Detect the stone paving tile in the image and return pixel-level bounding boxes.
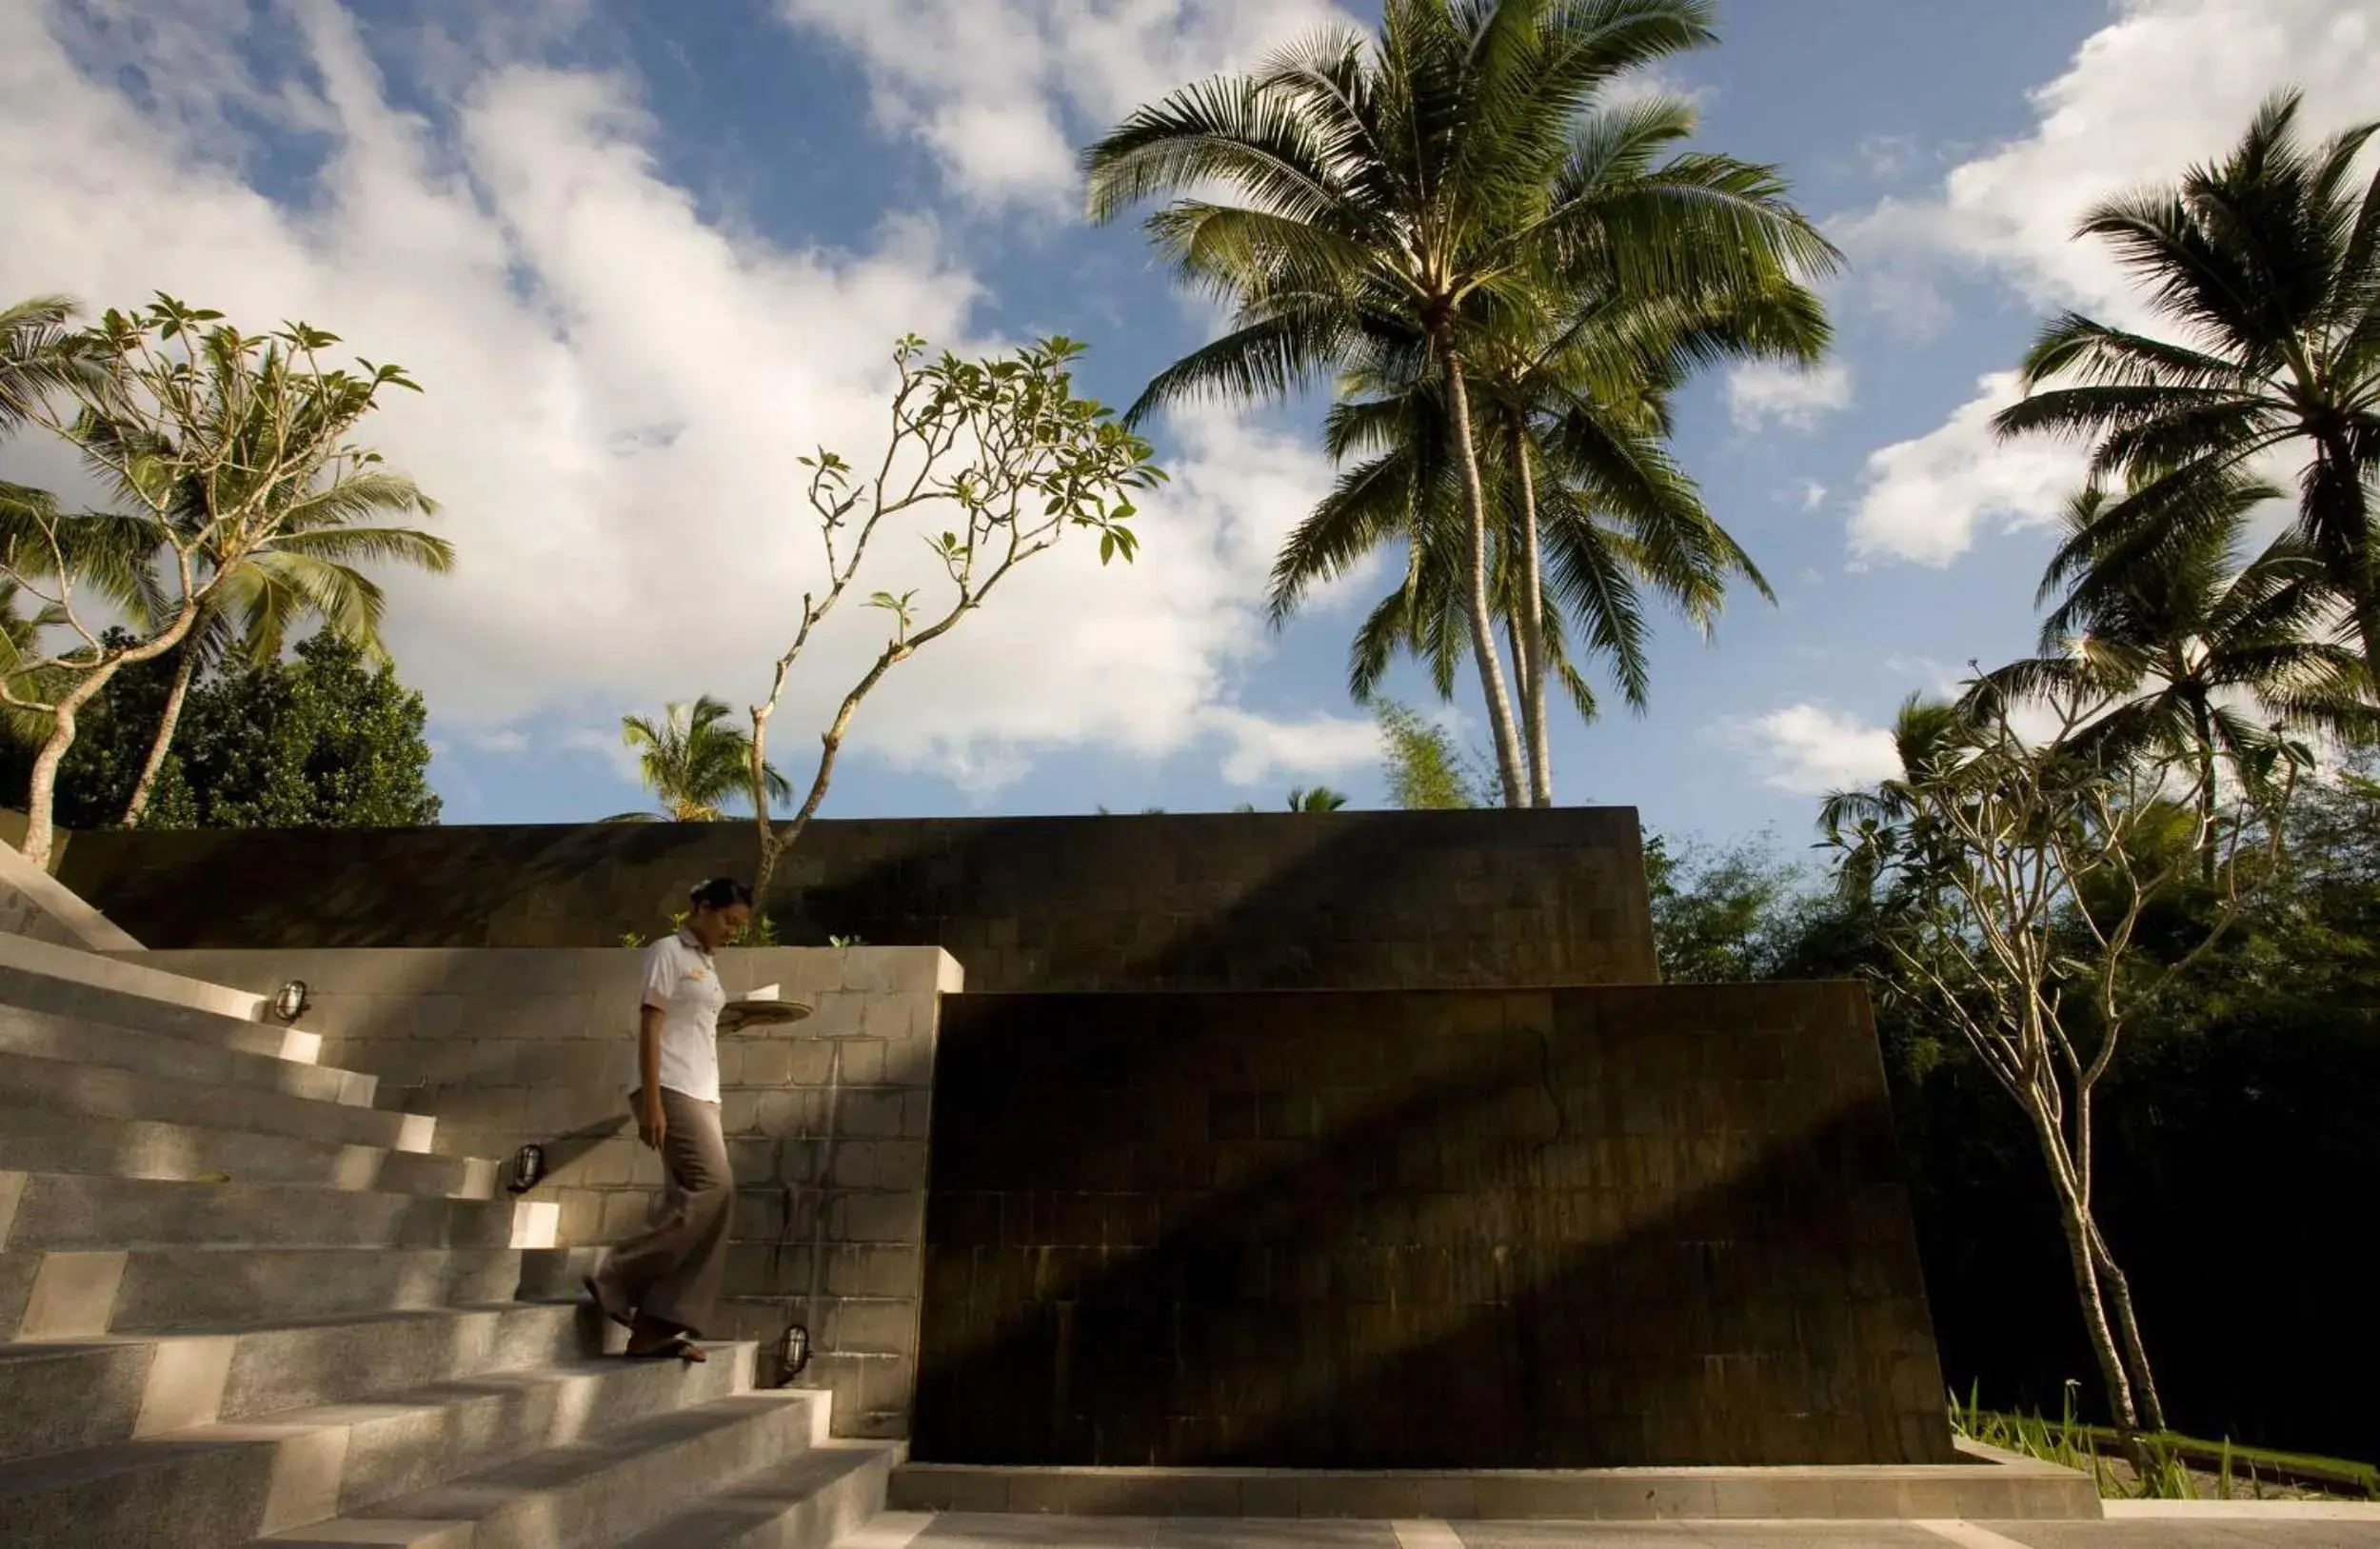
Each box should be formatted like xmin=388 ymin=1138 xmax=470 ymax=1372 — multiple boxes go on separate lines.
xmin=912 ymin=1520 xmax=1402 ymax=1549
xmin=915 ymin=1519 xmax=1163 ymax=1548
xmin=1455 ymin=1525 xmax=1945 ymax=1549
xmin=900 ymin=1517 xmax=2380 ymax=1549
xmin=1158 ymin=1522 xmax=1402 ymax=1548
xmin=1980 ymin=1522 xmax=2380 ymax=1548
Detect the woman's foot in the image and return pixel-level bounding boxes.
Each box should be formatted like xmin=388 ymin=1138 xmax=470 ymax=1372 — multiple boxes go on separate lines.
xmin=624 ymin=1314 xmax=706 ymax=1362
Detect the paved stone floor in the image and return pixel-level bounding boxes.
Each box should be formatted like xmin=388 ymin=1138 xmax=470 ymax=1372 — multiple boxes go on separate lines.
xmin=837 ymin=1509 xmax=2380 ymax=1549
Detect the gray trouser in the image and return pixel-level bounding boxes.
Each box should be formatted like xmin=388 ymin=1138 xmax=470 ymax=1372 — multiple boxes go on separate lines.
xmin=595 ymin=1086 xmax=731 ymax=1338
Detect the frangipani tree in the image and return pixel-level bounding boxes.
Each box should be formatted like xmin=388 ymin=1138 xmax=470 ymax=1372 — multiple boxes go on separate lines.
xmin=1825 ymin=678 xmax=2304 ymax=1444
xmin=744 ymin=335 xmax=1161 ymax=903
xmin=0 ymin=293 xmax=422 ymax=865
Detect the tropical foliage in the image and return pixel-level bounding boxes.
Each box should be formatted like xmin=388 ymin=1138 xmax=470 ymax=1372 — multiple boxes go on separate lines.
xmin=611 ymin=696 xmax=788 ymax=823
xmin=0 ymin=631 xmax=439 ymax=830
xmin=1375 ymin=698 xmax=1494 ymax=809
xmin=1970 ymin=476 xmax=2370 ymax=876
xmin=1087 ymin=0 xmax=1836 ymax=806
xmin=1995 ymin=91 xmax=2380 ymax=686
xmin=0 ymin=292 xmax=424 ymax=865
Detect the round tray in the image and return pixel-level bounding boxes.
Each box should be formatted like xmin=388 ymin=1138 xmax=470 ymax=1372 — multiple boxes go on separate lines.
xmin=722 ymin=999 xmax=812 ymax=1028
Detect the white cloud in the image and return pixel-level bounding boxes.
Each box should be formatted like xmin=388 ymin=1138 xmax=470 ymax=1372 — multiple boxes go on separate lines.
xmin=1838 ymin=0 xmax=2380 ymax=566
xmin=772 ymin=0 xmax=1355 ymax=211
xmin=1203 ymin=707 xmax=1381 ymax=787
xmin=0 ymin=1 xmax=1363 ymax=803
xmin=1850 ymin=372 xmax=2090 ymax=567
xmin=1725 ymin=361 xmax=1853 ymax=433
xmin=1725 ymin=705 xmax=1902 ymax=796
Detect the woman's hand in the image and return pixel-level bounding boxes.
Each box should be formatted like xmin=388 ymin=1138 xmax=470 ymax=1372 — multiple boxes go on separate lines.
xmin=637 ymin=1087 xmax=668 ymax=1151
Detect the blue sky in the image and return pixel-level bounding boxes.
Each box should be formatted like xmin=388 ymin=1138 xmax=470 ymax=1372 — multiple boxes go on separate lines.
xmin=2 ymin=0 xmax=2372 ymax=847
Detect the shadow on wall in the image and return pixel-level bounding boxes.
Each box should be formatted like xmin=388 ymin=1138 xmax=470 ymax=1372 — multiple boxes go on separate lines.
xmin=911 ymin=984 xmax=1953 ymax=1470
xmin=56 ymin=811 xmax=1658 ymax=991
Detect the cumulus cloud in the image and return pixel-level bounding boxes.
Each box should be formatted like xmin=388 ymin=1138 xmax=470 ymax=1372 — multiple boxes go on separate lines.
xmin=1725 ymin=360 xmax=1853 ymax=433
xmin=0 ymin=1 xmax=1369 ymax=800
xmin=1838 ymin=0 xmax=2380 ymax=566
xmin=1850 ymin=372 xmax=2090 ymax=567
xmin=1725 ymin=705 xmax=1902 ymax=796
xmin=772 ymin=0 xmax=1355 ymax=211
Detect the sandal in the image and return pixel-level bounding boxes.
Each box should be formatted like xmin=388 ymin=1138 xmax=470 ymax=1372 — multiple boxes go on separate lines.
xmin=625 ymin=1337 xmax=707 ymax=1363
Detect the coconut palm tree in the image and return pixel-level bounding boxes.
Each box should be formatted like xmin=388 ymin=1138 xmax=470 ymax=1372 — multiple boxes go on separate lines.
xmin=1288 ymin=785 xmax=1351 ymax=811
xmin=612 ymin=696 xmax=790 ymax=823
xmin=0 ymin=296 xmax=100 ymax=433
xmin=1993 ymin=91 xmax=2380 ymax=688
xmin=1279 ymin=258 xmax=1826 ymax=804
xmin=1084 ymin=0 xmax=1837 ymax=805
xmin=0 ymin=579 xmax=67 ymax=747
xmin=1972 ymin=476 xmax=2371 ymax=880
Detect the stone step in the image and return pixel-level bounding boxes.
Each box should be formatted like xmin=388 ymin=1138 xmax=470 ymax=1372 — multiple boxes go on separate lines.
xmin=0 ymin=933 xmax=267 ymax=1025
xmin=0 ymin=1049 xmax=434 ymax=1157
xmin=606 ymin=1443 xmax=897 ymax=1549
xmin=0 ymin=1345 xmax=756 ymax=1549
xmin=252 ymin=1389 xmax=830 ymax=1549
xmin=0 ymin=1301 xmax=604 ymax=1464
xmin=0 ymin=1171 xmax=542 ymax=1254
xmin=0 ymin=961 xmax=315 ymax=1065
xmin=0 ymin=1006 xmax=371 ymax=1107
xmin=1 ymin=1245 xmax=527 ymax=1340
xmin=0 ymin=1103 xmax=492 ymax=1200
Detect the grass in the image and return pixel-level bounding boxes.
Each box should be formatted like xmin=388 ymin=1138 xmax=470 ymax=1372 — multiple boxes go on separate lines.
xmin=1949 ymin=1382 xmax=2380 ymax=1500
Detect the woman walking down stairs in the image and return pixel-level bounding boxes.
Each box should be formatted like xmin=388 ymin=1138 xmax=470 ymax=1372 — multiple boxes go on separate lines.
xmin=0 ymin=923 xmax=894 ymax=1549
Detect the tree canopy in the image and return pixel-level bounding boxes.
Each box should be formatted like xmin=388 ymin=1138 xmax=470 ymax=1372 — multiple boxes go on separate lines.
xmin=1 ymin=631 xmax=440 ymax=830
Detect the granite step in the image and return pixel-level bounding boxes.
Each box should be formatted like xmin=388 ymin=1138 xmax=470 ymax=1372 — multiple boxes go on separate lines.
xmin=252 ymin=1389 xmax=829 ymax=1549
xmin=0 ymin=960 xmax=312 ymax=1065
xmin=0 ymin=1171 xmax=541 ymax=1254
xmin=0 ymin=1344 xmax=755 ymax=1549
xmin=605 ymin=1442 xmax=897 ymax=1549
xmin=0 ymin=1102 xmax=491 ymax=1200
xmin=1 ymin=1244 xmax=528 ymax=1340
xmin=0 ymin=1049 xmax=434 ymax=1156
xmin=0 ymin=934 xmax=267 ymax=1025
xmin=0 ymin=1301 xmax=606 ymax=1464
xmin=0 ymin=1006 xmax=373 ymax=1107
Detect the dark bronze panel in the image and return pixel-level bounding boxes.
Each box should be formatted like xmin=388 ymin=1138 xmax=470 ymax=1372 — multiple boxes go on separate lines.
xmin=913 ymin=983 xmax=1954 ymax=1468
xmin=57 ymin=808 xmax=1657 ymax=990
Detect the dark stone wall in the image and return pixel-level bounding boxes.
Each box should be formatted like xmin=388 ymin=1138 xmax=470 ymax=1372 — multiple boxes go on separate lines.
xmin=57 ymin=808 xmax=1658 ymax=991
xmin=913 ymin=983 xmax=1954 ymax=1469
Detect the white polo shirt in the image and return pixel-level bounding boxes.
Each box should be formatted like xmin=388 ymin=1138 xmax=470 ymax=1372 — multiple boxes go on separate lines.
xmin=641 ymin=929 xmax=727 ymax=1103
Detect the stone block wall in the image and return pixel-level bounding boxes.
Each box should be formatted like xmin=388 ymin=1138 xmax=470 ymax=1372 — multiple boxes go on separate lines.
xmin=130 ymin=944 xmax=958 ymax=1440
xmin=69 ymin=807 xmax=1659 ymax=989
xmin=915 ymin=982 xmax=1954 ymax=1469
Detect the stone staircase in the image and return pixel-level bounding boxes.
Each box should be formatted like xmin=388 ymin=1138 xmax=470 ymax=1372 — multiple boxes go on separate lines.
xmin=0 ymin=930 xmax=896 ymax=1549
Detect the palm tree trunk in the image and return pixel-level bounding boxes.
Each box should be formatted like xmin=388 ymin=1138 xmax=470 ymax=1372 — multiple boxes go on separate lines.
xmin=2189 ymin=695 xmax=2217 ymax=887
xmin=1509 ymin=420 xmax=1553 ymax=807
xmin=1440 ymin=348 xmax=1528 ymax=808
xmin=120 ymin=645 xmax=198 ymax=829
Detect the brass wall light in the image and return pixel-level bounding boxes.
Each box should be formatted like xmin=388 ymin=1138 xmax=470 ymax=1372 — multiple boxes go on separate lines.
xmin=508 ymin=1143 xmax=546 ymax=1195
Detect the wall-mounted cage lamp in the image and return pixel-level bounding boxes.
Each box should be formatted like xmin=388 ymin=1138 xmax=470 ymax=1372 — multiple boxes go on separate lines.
xmin=270 ymin=981 xmax=310 ymax=1023
xmin=508 ymin=1143 xmax=545 ymax=1195
xmin=778 ymin=1323 xmax=811 ymax=1383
